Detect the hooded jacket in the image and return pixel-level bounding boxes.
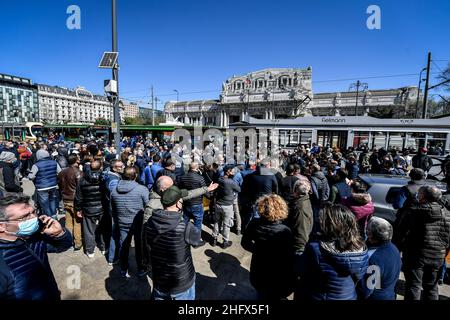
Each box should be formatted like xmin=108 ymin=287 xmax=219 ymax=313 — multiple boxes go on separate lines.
xmin=310 ymin=171 xmax=330 ymax=204
xmin=75 ymin=170 xmax=104 ymax=216
xmin=287 ymin=194 xmax=314 ymax=252
xmin=0 ymin=231 xmax=72 ymax=300
xmin=296 ymin=241 xmax=369 ymax=300
xmin=144 ymin=209 xmax=199 ymax=294
xmin=342 ymin=193 xmax=375 ymax=237
xmin=395 ymin=202 xmax=450 ymax=260
xmin=111 ymin=180 xmax=149 ymax=226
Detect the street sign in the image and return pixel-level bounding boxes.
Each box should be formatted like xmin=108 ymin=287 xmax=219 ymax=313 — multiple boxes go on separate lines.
xmin=111 ymin=122 xmax=118 ymax=133
xmin=99 ymin=52 xmax=119 ymax=69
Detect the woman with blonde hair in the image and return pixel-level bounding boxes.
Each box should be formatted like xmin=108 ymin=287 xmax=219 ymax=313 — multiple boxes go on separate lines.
xmin=241 ymin=194 xmax=295 ymax=300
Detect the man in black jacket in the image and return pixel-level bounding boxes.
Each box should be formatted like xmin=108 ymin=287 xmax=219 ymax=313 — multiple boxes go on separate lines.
xmin=0 ymin=152 xmax=23 ymax=194
xmin=241 ymin=159 xmax=278 ymax=230
xmin=75 ymin=160 xmax=105 ymax=258
xmin=396 ymin=185 xmax=450 ymax=300
xmin=412 ymin=147 xmax=434 ymax=174
xmin=145 ymin=186 xmax=200 ymax=300
xmin=178 ymin=162 xmax=208 ymax=236
xmin=155 ymin=157 xmax=177 ymax=185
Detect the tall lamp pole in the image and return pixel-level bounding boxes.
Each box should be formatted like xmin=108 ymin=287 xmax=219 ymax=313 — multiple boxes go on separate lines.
xmin=112 ymin=0 xmax=121 ymax=154
xmin=174 ymin=90 xmax=179 ymax=102
xmin=415 ymin=67 xmax=427 ymax=118
xmin=422 ymin=52 xmax=432 ymax=119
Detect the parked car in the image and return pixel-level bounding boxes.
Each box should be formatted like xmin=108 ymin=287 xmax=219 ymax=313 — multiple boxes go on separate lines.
xmin=355 ymin=174 xmax=447 ymax=224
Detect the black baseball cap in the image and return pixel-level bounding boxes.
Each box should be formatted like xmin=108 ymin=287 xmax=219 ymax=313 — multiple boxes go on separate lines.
xmin=161 ymin=186 xmax=188 ymax=207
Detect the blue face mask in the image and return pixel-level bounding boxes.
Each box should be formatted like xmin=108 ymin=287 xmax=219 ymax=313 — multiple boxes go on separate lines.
xmin=7 ymin=217 xmax=40 ymax=237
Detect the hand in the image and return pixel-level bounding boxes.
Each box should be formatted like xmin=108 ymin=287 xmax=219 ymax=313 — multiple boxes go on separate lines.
xmin=39 ymin=215 xmax=65 ymax=238
xmin=207 ymin=183 xmax=219 ymax=192
xmin=76 ymin=211 xmax=83 ymax=218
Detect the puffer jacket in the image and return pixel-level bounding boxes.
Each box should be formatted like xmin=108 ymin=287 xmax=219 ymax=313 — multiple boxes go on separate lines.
xmin=0 ymin=231 xmax=72 ymax=300
xmin=74 ymin=170 xmax=104 ymax=216
xmin=111 ymin=180 xmax=149 ymax=226
xmin=141 ymin=187 xmax=208 ymax=268
xmin=145 ymin=209 xmax=199 ymax=294
xmin=395 ymin=202 xmax=450 ymax=260
xmin=310 ymin=171 xmax=330 ymax=204
xmin=34 ymin=156 xmax=58 ymax=190
xmin=177 ymin=171 xmax=207 ymax=206
xmin=241 ymin=218 xmax=296 ymax=299
xmin=342 ymin=193 xmax=375 ymax=237
xmin=296 ymin=241 xmax=369 ymax=300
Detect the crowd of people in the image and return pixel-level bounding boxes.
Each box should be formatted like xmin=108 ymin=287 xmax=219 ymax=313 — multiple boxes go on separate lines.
xmin=0 ymin=132 xmax=450 ymax=300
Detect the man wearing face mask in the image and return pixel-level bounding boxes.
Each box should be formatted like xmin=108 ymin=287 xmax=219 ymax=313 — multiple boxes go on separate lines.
xmin=145 ymin=186 xmax=201 ymax=300
xmin=0 ymin=193 xmax=72 ymax=300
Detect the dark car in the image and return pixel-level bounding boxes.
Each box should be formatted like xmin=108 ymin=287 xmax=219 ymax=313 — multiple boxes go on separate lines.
xmin=355 ymin=174 xmax=447 ymax=224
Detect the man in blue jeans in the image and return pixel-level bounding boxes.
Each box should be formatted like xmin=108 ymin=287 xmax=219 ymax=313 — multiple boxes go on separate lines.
xmin=178 ymin=162 xmax=208 ymax=248
xmin=111 ymin=166 xmax=149 ymax=278
xmin=28 ymin=149 xmax=61 ymax=218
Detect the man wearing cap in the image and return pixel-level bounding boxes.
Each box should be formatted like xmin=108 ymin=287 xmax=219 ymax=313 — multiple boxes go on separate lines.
xmin=412 ymin=147 xmax=433 ymax=174
xmin=145 ymin=186 xmax=200 ymax=300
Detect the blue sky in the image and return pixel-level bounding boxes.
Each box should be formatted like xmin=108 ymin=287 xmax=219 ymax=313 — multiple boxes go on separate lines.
xmin=1 ymin=0 xmax=449 ymax=108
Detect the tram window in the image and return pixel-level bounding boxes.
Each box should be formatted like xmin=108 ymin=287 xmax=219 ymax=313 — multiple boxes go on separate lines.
xmin=406 ymin=133 xmax=426 ymax=151
xmin=388 ymin=133 xmax=405 ymax=150
xmin=353 ymin=131 xmax=369 ymax=149
xmin=372 ymin=132 xmax=387 ymax=149
xmin=427 ymin=133 xmax=447 ymax=155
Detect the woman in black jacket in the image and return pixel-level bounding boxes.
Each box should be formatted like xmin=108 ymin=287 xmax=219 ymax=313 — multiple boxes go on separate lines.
xmin=241 ymin=194 xmax=296 ymax=300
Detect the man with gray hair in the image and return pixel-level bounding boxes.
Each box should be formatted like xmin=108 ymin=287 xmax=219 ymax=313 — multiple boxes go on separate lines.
xmin=395 ymin=185 xmax=450 ymax=300
xmin=359 ymin=217 xmax=402 ymax=300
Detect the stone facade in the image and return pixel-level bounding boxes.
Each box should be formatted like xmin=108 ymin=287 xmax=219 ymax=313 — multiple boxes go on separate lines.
xmin=0 ymin=73 xmax=39 ymax=124
xmin=165 ymin=68 xmax=420 ymax=127
xmin=121 ymin=101 xmax=139 ymax=118
xmin=38 ymin=84 xmax=120 ymax=124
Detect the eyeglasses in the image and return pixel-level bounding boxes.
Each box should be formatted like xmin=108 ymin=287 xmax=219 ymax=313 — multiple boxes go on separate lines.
xmin=0 ymin=209 xmax=37 ymax=223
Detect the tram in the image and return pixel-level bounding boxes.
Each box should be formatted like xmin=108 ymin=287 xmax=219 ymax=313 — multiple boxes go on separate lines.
xmin=0 ymin=122 xmax=43 ymax=141
xmin=230 ymin=115 xmax=450 ymax=155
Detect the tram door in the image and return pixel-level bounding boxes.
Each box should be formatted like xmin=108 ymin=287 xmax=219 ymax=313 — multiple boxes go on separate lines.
xmin=317 ymin=130 xmax=348 ymax=150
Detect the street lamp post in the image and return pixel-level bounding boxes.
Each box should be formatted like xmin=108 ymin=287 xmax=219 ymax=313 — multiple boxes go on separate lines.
xmin=112 ymin=0 xmax=121 ymax=154
xmin=415 ymin=67 xmax=427 ymax=118
xmin=174 ymin=90 xmax=179 ymax=102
